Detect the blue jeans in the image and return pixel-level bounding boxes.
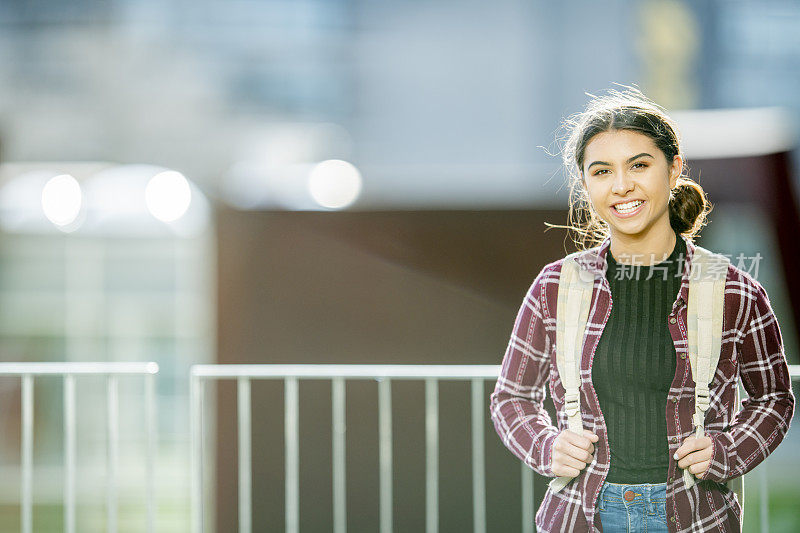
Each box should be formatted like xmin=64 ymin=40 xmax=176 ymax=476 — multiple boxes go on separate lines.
xmin=597 ymin=481 xmax=668 ymax=532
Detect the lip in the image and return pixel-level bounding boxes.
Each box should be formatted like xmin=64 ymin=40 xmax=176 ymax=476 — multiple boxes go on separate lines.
xmin=610 ymin=199 xmax=646 ymax=218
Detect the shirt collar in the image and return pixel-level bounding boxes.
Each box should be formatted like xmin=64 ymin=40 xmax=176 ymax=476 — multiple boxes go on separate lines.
xmin=573 ymin=232 xmax=696 ymax=313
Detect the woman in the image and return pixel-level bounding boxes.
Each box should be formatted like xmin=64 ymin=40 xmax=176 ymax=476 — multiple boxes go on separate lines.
xmin=489 ymin=87 xmax=795 ymax=532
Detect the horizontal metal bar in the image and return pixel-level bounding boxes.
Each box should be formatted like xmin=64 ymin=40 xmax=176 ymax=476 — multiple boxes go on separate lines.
xmin=3 ymin=362 xmax=796 ymax=379
xmin=0 ymin=362 xmax=159 ymax=376
xmin=190 ymin=363 xmax=800 ymax=381
xmin=192 ymin=364 xmax=500 ymax=380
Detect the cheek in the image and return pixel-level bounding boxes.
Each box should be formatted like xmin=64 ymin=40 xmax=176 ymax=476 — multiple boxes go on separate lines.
xmin=584 ymin=186 xmax=606 ymax=213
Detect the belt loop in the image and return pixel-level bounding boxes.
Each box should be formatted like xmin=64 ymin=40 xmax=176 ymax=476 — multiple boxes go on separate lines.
xmin=597 ymin=482 xmax=605 ymax=512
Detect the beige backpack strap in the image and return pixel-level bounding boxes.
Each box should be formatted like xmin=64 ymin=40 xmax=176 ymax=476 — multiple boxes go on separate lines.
xmin=549 ymin=255 xmax=594 ymax=493
xmin=684 ymin=245 xmax=729 ymax=489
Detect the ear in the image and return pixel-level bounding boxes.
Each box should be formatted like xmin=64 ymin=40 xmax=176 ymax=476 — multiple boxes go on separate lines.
xmin=669 ymin=154 xmax=683 ymax=188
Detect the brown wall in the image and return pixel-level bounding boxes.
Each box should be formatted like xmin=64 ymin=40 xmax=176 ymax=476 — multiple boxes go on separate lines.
xmin=690 ymin=152 xmax=799 ymax=332
xmin=215 ymin=209 xmax=569 ymax=532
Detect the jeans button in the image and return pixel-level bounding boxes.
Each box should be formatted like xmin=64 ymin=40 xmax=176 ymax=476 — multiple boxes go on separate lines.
xmin=624 ymin=490 xmax=636 ymax=502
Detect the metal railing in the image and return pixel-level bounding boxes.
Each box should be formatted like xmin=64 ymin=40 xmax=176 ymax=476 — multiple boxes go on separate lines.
xmin=190 ymin=363 xmax=800 ymax=533
xmin=189 ymin=364 xmax=531 ymax=533
xmin=0 ymin=362 xmax=159 ymax=533
xmin=5 ymin=361 xmax=791 ymax=532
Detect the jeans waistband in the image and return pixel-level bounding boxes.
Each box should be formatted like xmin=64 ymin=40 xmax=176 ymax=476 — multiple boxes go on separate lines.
xmin=599 ymin=481 xmax=667 ymax=503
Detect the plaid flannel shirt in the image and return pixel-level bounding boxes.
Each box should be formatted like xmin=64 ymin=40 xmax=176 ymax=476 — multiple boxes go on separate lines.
xmin=489 ymin=234 xmax=795 ymax=532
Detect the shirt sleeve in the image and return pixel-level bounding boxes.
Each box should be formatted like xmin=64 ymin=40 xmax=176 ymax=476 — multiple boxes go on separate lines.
xmin=703 ymin=277 xmax=796 ymax=483
xmin=489 ymin=265 xmax=560 ymax=478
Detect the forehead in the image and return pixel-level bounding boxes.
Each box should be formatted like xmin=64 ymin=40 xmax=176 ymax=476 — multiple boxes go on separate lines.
xmin=584 ymin=130 xmax=661 ymax=161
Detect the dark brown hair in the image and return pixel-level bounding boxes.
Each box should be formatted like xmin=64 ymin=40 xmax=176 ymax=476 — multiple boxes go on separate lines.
xmin=547 ymin=85 xmax=711 ymax=250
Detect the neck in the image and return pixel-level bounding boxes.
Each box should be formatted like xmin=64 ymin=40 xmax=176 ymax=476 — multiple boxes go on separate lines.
xmin=609 ymin=227 xmax=678 ymax=266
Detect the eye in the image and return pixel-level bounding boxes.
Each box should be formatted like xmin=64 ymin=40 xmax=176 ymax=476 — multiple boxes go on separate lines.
xmin=592 ymin=169 xmax=609 ymax=176
xmin=632 ymin=162 xmax=648 ymax=169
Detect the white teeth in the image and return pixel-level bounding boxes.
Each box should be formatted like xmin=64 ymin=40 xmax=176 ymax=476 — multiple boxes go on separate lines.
xmin=614 ymin=200 xmax=643 ymax=214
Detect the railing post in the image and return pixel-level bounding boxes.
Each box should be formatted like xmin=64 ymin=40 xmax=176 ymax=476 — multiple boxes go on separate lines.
xmin=191 ymin=374 xmax=204 ymax=533
xmin=425 ymin=378 xmax=439 ymax=533
xmin=107 ymin=375 xmax=119 ymax=533
xmin=285 ymin=377 xmax=299 ymax=533
xmin=145 ymin=372 xmax=157 ymax=533
xmin=760 ymin=465 xmax=768 ymax=533
xmin=471 ymin=379 xmax=486 ymax=533
xmin=332 ymin=377 xmax=347 ymax=533
xmin=378 ymin=378 xmax=393 ymax=533
xmin=521 ymin=462 xmax=534 ymax=533
xmin=21 ymin=375 xmax=34 ymax=533
xmin=238 ymin=377 xmax=252 ymax=533
xmin=64 ymin=374 xmax=76 ymax=533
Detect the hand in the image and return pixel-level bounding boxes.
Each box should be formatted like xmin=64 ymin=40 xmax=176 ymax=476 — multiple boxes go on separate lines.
xmin=551 ymin=429 xmax=598 ymax=477
xmin=674 ymin=435 xmax=713 ymax=478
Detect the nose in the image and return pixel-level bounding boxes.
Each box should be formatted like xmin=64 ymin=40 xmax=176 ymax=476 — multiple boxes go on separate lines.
xmin=610 ymin=171 xmax=634 ymax=196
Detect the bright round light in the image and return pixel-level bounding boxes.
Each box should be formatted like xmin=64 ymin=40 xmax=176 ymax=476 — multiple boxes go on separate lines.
xmin=41 ymin=174 xmax=82 ymax=227
xmin=145 ymin=171 xmax=192 ymax=222
xmin=308 ymin=160 xmax=362 ymax=209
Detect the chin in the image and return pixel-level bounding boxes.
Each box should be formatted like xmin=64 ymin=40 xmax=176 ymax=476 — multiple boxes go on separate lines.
xmin=608 ymin=224 xmax=648 ymax=239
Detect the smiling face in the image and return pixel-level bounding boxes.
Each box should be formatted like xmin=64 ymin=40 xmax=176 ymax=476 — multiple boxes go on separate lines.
xmin=581 ymin=129 xmax=682 ymax=252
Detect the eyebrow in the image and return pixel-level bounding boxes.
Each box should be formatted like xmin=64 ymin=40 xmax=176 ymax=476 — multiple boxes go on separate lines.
xmin=586 ymin=152 xmax=654 ymax=171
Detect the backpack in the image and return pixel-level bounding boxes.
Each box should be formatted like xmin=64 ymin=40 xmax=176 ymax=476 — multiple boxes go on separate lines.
xmin=546 ymin=244 xmax=744 ymax=518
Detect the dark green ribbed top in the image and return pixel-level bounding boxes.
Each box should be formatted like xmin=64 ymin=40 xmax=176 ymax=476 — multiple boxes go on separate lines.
xmin=591 ymin=233 xmax=685 ymax=483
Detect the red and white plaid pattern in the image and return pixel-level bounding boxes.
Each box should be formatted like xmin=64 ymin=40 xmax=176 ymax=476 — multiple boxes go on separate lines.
xmin=489 ymin=234 xmax=795 ymax=532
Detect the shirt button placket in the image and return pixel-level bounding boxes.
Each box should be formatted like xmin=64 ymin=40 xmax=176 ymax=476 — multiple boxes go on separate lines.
xmin=670 ymin=301 xmax=684 ymax=529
